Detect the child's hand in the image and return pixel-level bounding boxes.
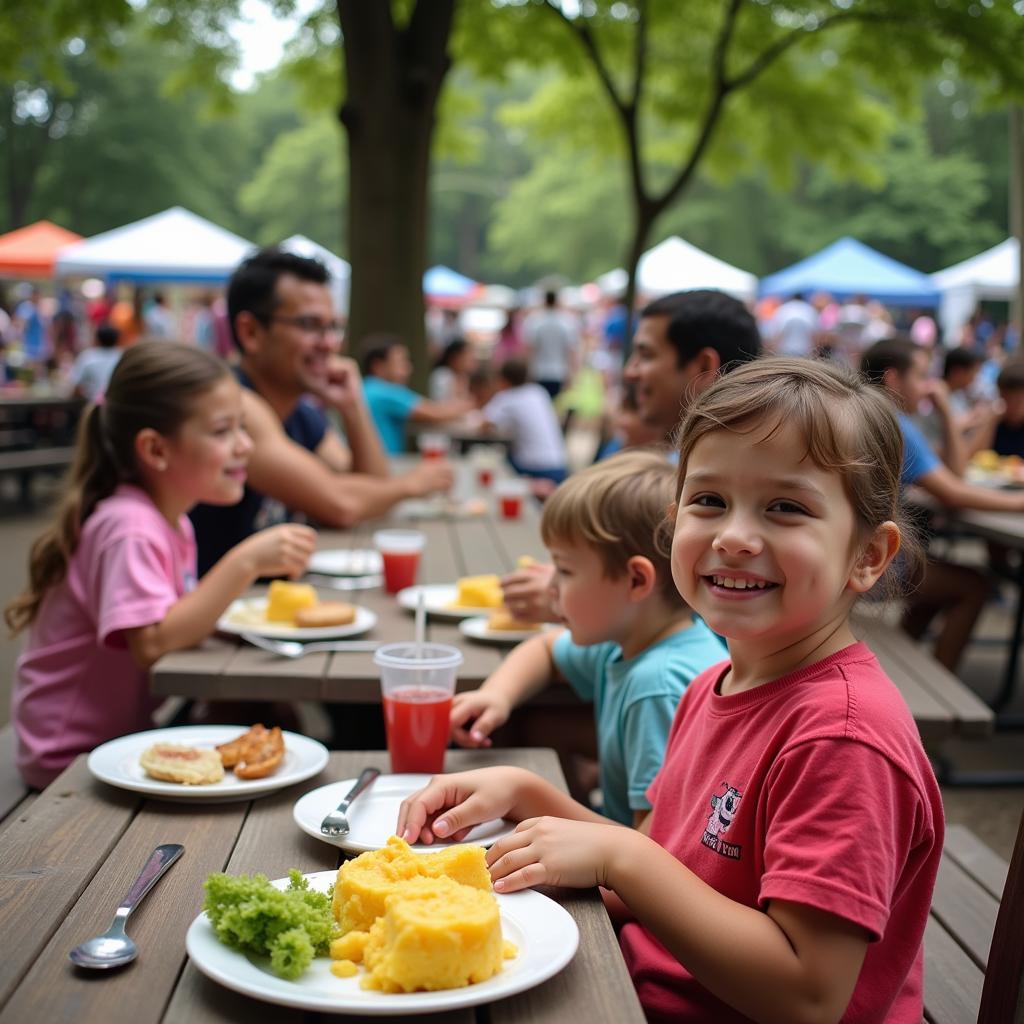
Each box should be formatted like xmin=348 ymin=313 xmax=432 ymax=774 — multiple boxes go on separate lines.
xmin=396 ymin=767 xmax=525 ymax=845
xmin=242 ymin=524 xmax=317 ymax=580
xmin=449 ymin=690 xmax=511 ymax=748
xmin=486 ymin=817 xmax=624 ymax=893
xmin=500 ymin=562 xmax=558 ymax=623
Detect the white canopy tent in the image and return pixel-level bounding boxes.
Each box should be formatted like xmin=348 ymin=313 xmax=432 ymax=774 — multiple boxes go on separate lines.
xmin=596 ymin=236 xmax=758 ymax=303
xmin=281 ymin=234 xmax=350 ymax=316
xmin=54 ymin=207 xmax=256 ymax=283
xmin=931 ymin=238 xmax=1019 ymax=343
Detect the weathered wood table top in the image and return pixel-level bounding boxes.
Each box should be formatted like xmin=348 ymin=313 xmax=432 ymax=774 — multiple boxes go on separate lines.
xmin=0 ymin=747 xmax=644 ymax=1024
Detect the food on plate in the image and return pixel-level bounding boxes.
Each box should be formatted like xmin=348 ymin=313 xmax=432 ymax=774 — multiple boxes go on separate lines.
xmin=331 ymin=836 xmax=507 ymax=992
xmin=139 ymin=743 xmax=224 ymax=785
xmin=294 ymin=601 xmax=357 ymax=628
xmin=453 ymin=574 xmax=503 ymax=609
xmin=265 ymin=580 xmax=318 ymax=623
xmin=203 ymin=869 xmax=336 ymax=980
xmin=972 ymin=449 xmax=1001 ymax=472
xmin=216 ymin=723 xmax=285 ymax=779
xmin=516 ymin=555 xmax=536 ymax=568
xmin=487 ymin=608 xmax=542 ymax=633
xmin=361 ymin=876 xmax=503 ymax=992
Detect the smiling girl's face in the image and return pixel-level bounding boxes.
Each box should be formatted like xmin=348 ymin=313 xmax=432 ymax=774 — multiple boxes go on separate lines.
xmin=672 ymin=418 xmax=863 ymax=656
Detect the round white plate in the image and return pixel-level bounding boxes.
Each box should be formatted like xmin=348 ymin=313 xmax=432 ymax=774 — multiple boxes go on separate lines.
xmin=458 ymin=616 xmax=548 ymax=645
xmin=186 ymin=870 xmax=578 ymax=1015
xmin=293 ymin=774 xmax=514 ymax=852
xmin=397 ymin=584 xmax=498 ymax=620
xmin=87 ymin=726 xmax=329 ymax=802
xmin=308 ymin=549 xmax=383 ymax=577
xmin=218 ymin=599 xmax=377 ymax=640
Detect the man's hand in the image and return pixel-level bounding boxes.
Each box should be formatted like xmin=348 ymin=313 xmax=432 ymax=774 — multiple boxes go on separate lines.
xmin=402 ymin=459 xmax=455 ymax=496
xmin=312 ymin=355 xmax=364 ymax=413
xmin=500 ymin=562 xmax=558 ymax=623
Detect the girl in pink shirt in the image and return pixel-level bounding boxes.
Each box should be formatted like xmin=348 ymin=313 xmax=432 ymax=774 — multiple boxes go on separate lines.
xmin=397 ymin=358 xmax=944 ymax=1023
xmin=7 ymin=342 xmax=316 ymax=788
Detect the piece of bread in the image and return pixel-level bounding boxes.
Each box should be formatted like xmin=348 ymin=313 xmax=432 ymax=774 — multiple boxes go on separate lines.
xmin=140 ymin=743 xmax=224 ymax=785
xmin=294 ymin=601 xmax=357 ymax=628
xmin=487 ymin=608 xmax=542 ymax=633
xmin=454 ymin=575 xmax=503 ymax=608
xmin=265 ymin=580 xmax=317 ymax=623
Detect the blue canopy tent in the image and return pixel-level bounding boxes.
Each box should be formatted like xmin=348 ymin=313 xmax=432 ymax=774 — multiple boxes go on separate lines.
xmin=423 ymin=265 xmax=480 ymax=305
xmin=760 ymin=237 xmax=939 ymax=307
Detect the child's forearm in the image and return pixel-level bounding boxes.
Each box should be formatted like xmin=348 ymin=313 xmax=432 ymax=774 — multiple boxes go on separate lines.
xmin=479 ymin=630 xmax=562 ymax=709
xmin=510 ymin=768 xmax=610 ymax=825
xmin=125 ymin=547 xmax=257 ymax=668
xmin=606 ymin=832 xmax=862 ymax=1024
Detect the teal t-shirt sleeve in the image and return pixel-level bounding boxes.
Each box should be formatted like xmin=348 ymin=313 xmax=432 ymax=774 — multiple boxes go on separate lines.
xmin=621 ymin=694 xmax=680 ymax=812
xmin=378 ymin=380 xmax=420 ymax=420
xmin=552 ymin=631 xmax=616 ymax=703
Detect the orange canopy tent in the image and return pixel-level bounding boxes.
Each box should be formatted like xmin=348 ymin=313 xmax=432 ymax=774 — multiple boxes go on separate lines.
xmin=0 ymin=221 xmax=83 ymax=278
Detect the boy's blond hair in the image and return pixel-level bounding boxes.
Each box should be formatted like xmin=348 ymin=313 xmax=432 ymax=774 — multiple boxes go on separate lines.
xmin=540 ymin=450 xmax=685 ymax=608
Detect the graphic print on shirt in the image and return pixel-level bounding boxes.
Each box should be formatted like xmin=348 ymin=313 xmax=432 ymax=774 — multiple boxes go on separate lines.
xmin=702 ymin=783 xmax=743 ymax=860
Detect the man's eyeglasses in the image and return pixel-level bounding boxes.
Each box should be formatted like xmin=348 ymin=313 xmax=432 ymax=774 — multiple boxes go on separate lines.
xmin=268 ymin=315 xmax=344 ymax=336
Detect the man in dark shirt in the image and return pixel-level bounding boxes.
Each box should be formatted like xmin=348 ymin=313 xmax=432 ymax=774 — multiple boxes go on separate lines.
xmin=191 ymin=248 xmax=451 ymax=574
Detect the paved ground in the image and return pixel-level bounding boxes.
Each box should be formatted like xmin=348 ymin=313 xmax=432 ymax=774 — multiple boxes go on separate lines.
xmin=0 ymin=478 xmax=1021 ymax=860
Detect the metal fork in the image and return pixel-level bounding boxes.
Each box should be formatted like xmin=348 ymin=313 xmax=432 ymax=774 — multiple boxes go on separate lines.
xmin=320 ymin=767 xmax=380 ymax=837
xmin=240 ymin=633 xmax=380 ymax=659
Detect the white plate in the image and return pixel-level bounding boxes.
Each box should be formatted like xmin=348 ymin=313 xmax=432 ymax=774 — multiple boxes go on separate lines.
xmin=308 ymin=549 xmax=383 ymax=576
xmin=186 ymin=870 xmax=578 ymax=1015
xmin=87 ymin=726 xmax=329 ymax=802
xmin=218 ymin=599 xmax=377 ymax=640
xmin=458 ymin=616 xmax=548 ymax=645
xmin=293 ymin=775 xmax=515 ymax=852
xmin=397 ymin=584 xmax=499 ymax=620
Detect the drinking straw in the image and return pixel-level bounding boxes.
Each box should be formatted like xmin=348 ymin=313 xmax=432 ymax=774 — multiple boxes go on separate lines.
xmin=415 ymin=589 xmax=426 ymax=655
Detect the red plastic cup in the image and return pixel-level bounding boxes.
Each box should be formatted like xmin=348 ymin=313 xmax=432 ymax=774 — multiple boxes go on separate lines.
xmin=373 ymin=530 xmax=426 ymax=594
xmin=495 ymin=478 xmax=529 ymax=520
xmin=417 ymin=432 xmax=451 ymax=460
xmin=375 ymin=643 xmax=463 ymax=774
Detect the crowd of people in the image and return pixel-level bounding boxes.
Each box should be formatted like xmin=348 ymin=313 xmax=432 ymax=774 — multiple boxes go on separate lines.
xmin=6 ymin=245 xmax=1024 ymax=1022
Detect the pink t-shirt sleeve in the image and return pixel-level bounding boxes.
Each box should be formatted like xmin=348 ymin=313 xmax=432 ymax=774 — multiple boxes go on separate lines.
xmin=758 ymin=738 xmax=926 ymax=940
xmin=91 ymin=533 xmax=184 ymax=648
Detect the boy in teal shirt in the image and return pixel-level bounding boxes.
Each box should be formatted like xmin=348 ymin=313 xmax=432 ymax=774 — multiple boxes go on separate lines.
xmin=450 ymin=451 xmax=725 ymax=825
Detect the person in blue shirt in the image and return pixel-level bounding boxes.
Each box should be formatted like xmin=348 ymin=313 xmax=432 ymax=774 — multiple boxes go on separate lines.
xmin=360 ymin=335 xmax=474 ymax=454
xmin=862 ymin=337 xmax=1024 ymax=670
xmin=449 ymin=450 xmax=727 ymax=825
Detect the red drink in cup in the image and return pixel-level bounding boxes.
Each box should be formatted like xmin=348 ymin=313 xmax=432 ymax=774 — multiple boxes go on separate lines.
xmin=373 ymin=530 xmax=426 ymax=594
xmin=418 ymin=432 xmax=451 ymax=460
xmin=478 ymin=467 xmax=494 ymax=488
xmin=495 ymin=478 xmax=529 ymax=521
xmin=382 ymin=686 xmax=453 ymax=774
xmin=375 ymin=643 xmax=463 ymax=775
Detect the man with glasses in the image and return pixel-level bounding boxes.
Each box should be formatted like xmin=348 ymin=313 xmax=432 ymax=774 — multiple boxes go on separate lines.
xmin=190 ymin=247 xmax=452 ymax=575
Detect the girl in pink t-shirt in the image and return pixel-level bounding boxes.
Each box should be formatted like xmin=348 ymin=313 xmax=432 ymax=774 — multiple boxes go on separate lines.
xmin=396 ymin=358 xmax=944 ymax=1023
xmin=7 ymin=342 xmax=315 ymax=788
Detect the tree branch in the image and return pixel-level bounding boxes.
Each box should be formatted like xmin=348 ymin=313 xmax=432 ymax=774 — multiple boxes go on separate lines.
xmin=630 ymin=0 xmax=648 ymax=111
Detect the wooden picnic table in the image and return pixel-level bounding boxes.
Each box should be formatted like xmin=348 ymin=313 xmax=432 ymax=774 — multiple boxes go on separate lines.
xmin=0 ymin=746 xmax=644 ymax=1024
xmin=152 ymin=482 xmax=993 ymax=747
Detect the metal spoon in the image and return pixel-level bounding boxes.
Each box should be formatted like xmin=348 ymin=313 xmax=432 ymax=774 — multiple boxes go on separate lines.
xmin=68 ymin=844 xmax=184 ymax=970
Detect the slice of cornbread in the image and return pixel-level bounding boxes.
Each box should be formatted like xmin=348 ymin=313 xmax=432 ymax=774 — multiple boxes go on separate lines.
xmin=333 ymin=836 xmax=491 ymax=934
xmin=265 ymin=580 xmax=317 ymax=623
xmin=360 ymin=877 xmax=503 ymax=993
xmin=454 ymin=574 xmax=503 ymax=608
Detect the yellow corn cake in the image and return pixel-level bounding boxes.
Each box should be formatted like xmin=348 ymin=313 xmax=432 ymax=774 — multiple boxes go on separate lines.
xmin=453 ymin=574 xmax=503 ymax=609
xmin=361 ymin=876 xmax=503 ymax=993
xmin=265 ymin=580 xmax=317 ymax=623
xmin=333 ymin=835 xmax=491 ymax=934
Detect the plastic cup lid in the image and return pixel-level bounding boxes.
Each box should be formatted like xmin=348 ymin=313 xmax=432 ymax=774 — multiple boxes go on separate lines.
xmin=373 ymin=642 xmax=464 ymax=670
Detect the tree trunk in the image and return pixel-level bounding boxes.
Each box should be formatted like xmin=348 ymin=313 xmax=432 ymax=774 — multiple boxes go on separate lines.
xmin=338 ymin=1 xmax=455 ymax=390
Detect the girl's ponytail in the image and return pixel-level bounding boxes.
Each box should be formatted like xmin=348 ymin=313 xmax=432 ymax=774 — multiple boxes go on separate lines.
xmin=4 ymin=402 xmax=121 ymax=634
xmin=4 ymin=342 xmax=230 ymax=635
